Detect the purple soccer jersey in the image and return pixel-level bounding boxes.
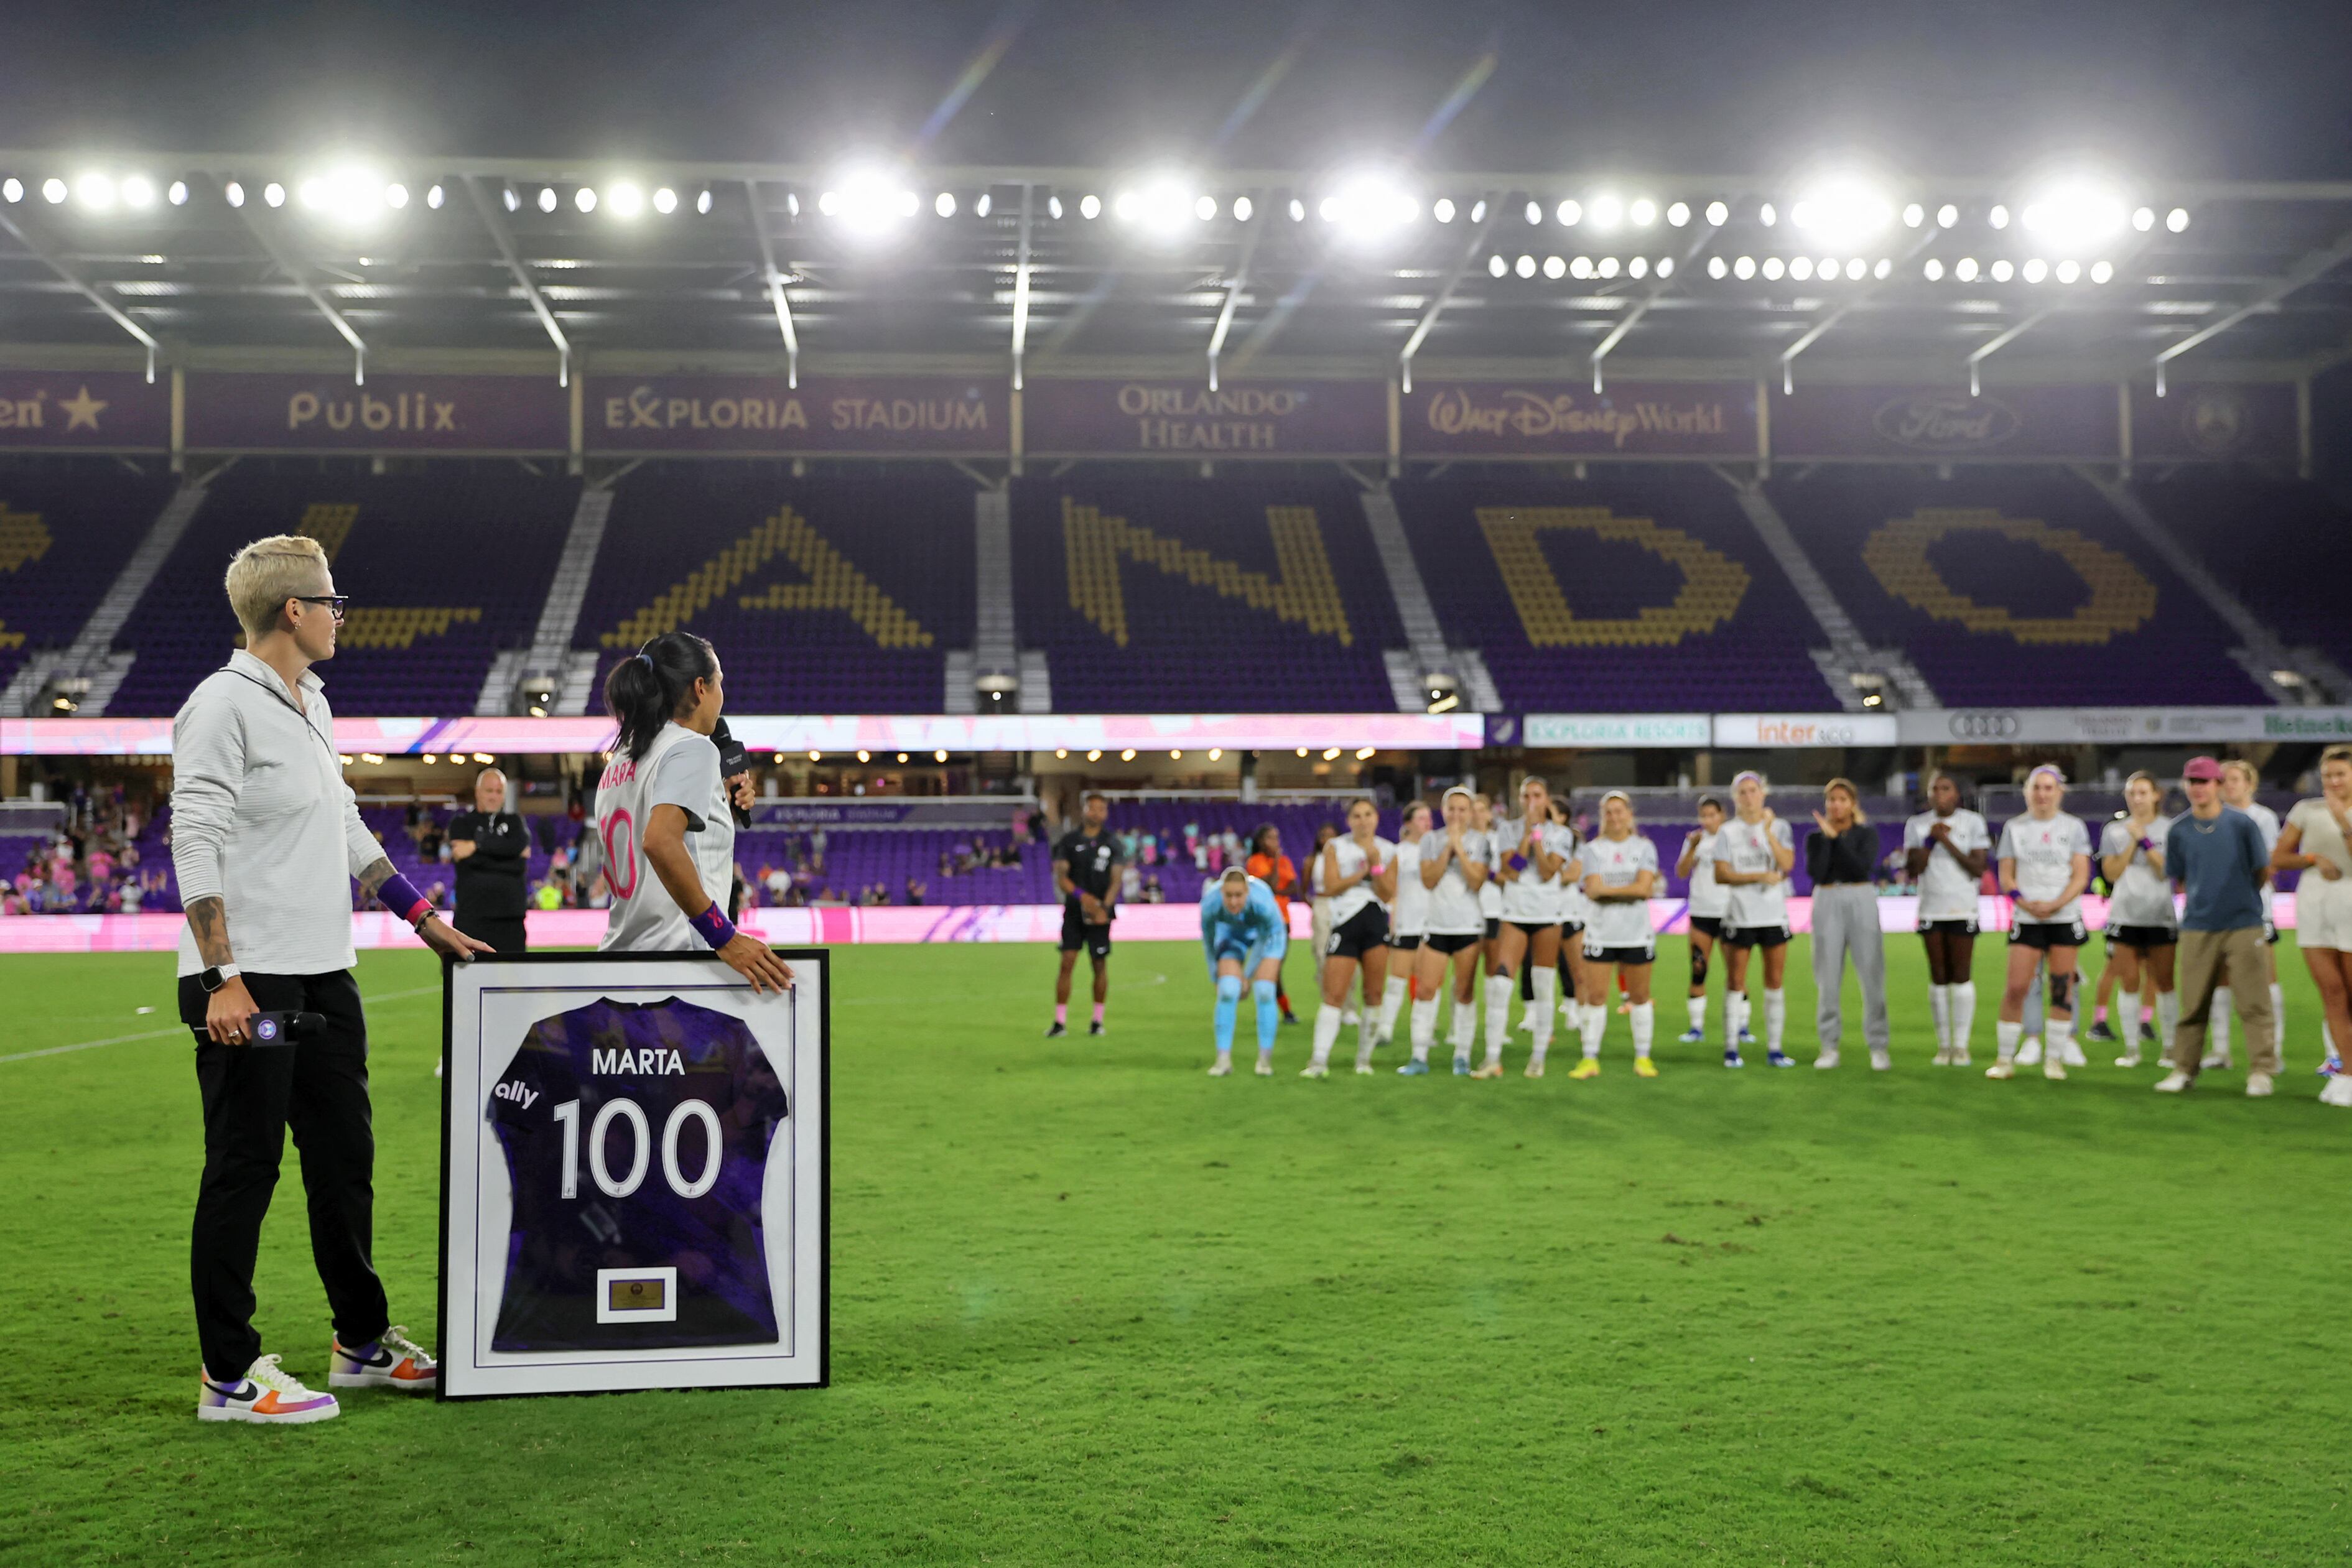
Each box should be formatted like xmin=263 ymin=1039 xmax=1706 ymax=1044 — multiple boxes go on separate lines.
xmin=486 ymin=997 xmax=790 ymax=1352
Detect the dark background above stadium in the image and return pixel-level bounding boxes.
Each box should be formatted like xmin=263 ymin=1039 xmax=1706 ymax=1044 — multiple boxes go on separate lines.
xmin=6 ymin=0 xmax=2351 ymax=179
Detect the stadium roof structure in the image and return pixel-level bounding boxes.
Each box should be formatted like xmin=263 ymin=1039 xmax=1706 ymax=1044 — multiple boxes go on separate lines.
xmin=2 ymin=155 xmax=2351 ymax=391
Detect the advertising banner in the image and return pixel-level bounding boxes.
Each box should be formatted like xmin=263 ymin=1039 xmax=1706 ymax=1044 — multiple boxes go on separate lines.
xmin=185 ymin=374 xmax=568 ymax=452
xmin=1022 ymin=378 xmax=1387 ymax=457
xmin=1402 ymin=380 xmax=1754 ymax=458
xmin=0 ymin=371 xmax=168 ymax=450
xmin=1772 ymin=384 xmax=2118 ymax=460
xmin=2131 ymin=383 xmax=2299 ymax=465
xmin=1523 ymin=713 xmax=1713 ymax=748
xmin=1713 ymin=713 xmax=1901 ymax=748
xmin=439 ymin=951 xmax=827 ymax=1398
xmin=1899 ymin=705 xmax=2352 ymax=746
xmin=585 ymin=376 xmax=1006 ymax=455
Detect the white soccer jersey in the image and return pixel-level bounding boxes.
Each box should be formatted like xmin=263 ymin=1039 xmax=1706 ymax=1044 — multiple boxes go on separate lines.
xmin=2101 ymin=816 xmax=2180 ymax=929
xmin=1997 ymin=811 xmax=2092 ymax=924
xmin=595 ymin=721 xmax=737 ymax=953
xmin=1685 ymin=829 xmax=1729 ymax=919
xmin=1326 ymin=835 xmax=1397 ymax=924
xmin=1715 ymin=814 xmax=1794 ymax=929
xmin=2243 ymin=800 xmax=2280 ymax=919
xmin=1903 ymin=809 xmax=1991 ymax=923
xmin=1583 ymin=832 xmax=1660 ymax=949
xmin=1492 ymin=815 xmax=1577 ymax=923
xmin=1390 ymin=835 xmax=1431 ymax=937
xmin=1420 ymin=828 xmax=1492 ymax=936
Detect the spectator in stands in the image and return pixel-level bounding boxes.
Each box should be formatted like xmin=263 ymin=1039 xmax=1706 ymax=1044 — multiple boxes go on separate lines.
xmin=2157 ymin=757 xmax=2279 ymax=1097
xmin=448 ymin=768 xmax=532 ymax=954
xmin=905 ymin=876 xmax=926 ymax=906
xmin=1142 ymin=874 xmax=1164 ymax=904
xmin=1806 ymin=778 xmax=1890 ymax=1070
xmin=532 ymin=879 xmax=564 ymax=912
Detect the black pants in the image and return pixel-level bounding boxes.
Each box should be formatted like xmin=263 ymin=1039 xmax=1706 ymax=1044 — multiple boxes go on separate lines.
xmin=454 ymin=910 xmax=528 ymax=953
xmin=179 ymin=969 xmax=389 ymax=1380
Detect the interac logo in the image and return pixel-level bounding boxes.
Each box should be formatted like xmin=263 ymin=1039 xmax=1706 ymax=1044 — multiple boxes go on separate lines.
xmin=1477 ymin=507 xmax=1749 ymax=647
xmin=606 ymin=507 xmax=932 ymax=649
xmin=1862 ymin=509 xmax=2157 ymax=644
xmin=1061 ymin=498 xmax=1353 ymax=647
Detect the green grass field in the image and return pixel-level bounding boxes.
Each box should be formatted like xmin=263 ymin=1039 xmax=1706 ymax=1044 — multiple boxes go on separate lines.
xmin=6 ymin=935 xmax=2350 ymax=1566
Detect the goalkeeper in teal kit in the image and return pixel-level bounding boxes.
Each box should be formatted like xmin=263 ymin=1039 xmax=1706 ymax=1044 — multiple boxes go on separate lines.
xmin=1201 ymin=868 xmax=1289 ymax=1078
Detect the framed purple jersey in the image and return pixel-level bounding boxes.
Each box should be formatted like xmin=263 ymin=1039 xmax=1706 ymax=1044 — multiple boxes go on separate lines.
xmin=440 ymin=950 xmax=829 ymax=1399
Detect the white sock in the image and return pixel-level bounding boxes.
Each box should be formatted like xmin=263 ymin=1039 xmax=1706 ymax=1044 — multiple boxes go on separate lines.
xmin=1579 ymin=1001 xmax=1606 ymax=1059
xmin=1484 ymin=975 xmax=1514 ymax=1066
xmin=1725 ymin=991 xmax=1748 ymax=1048
xmin=1355 ymin=1003 xmax=1379 ymax=1069
xmin=1951 ymin=982 xmax=1978 ymax=1054
xmin=2210 ymin=986 xmax=2233 ymax=1057
xmin=1997 ymin=1019 xmax=2023 ymax=1062
xmin=2272 ymin=982 xmax=2286 ymax=1052
xmin=1630 ymin=1001 xmax=1655 ymax=1059
xmin=1311 ymin=1003 xmax=1344 ymax=1069
xmin=1687 ymin=993 xmax=1708 ymax=1036
xmin=1376 ymin=976 xmax=1408 ymax=1044
xmin=1928 ymin=985 xmax=1951 ymax=1054
xmin=2156 ymin=991 xmax=2179 ymax=1056
xmin=1529 ymin=967 xmax=1558 ymax=1065
xmin=1764 ymin=988 xmax=1786 ymax=1053
xmin=2047 ymin=1017 xmax=2075 ymax=1066
xmin=1449 ymin=994 xmax=1477 ymax=1059
xmin=1410 ymin=996 xmax=1438 ymax=1063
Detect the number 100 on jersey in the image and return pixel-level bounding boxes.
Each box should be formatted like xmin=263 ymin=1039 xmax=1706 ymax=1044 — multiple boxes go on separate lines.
xmin=439 ymin=950 xmax=829 ymax=1398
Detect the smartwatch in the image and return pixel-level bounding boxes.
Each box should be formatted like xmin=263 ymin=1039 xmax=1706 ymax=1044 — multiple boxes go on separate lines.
xmin=199 ymin=964 xmax=242 ymax=993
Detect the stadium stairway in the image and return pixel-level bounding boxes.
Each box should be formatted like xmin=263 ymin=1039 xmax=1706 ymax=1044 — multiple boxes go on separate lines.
xmin=4 ymin=480 xmax=208 ymax=717
xmin=945 ymin=486 xmax=1046 ymax=714
xmin=1358 ymin=486 xmax=1501 ymax=712
xmin=483 ymin=481 xmax=606 ymax=715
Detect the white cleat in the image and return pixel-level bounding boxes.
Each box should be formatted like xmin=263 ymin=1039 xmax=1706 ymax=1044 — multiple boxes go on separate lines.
xmin=1255 ymin=1057 xmax=1275 ymax=1077
xmin=1813 ymin=1051 xmax=1840 ymax=1070
xmin=1207 ymin=1057 xmax=1233 ymax=1077
xmin=1931 ymin=1046 xmax=1954 ymax=1066
xmin=2154 ymin=1070 xmax=2193 ymax=1093
xmin=1984 ymin=1060 xmax=2015 ymax=1080
xmin=2061 ymin=1037 xmax=2088 ymax=1067
xmin=2016 ymin=1037 xmax=2043 ymax=1067
xmin=1953 ymin=1047 xmax=1972 ymax=1066
xmin=1299 ymin=1062 xmax=1329 ymax=1079
xmin=2245 ymin=1071 xmax=2275 ymax=1098
xmin=2200 ymin=1052 xmax=2232 ymax=1071
xmin=1354 ymin=1061 xmax=1376 ymax=1075
xmin=2042 ymin=1057 xmax=2068 ymax=1081
xmin=2114 ymin=1052 xmax=2142 ymax=1069
xmin=2319 ymin=1074 xmax=2352 ymax=1107
xmin=1870 ymin=1047 xmax=1892 ymax=1072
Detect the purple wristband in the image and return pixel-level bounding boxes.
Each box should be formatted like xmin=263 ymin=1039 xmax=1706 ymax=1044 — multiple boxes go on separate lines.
xmin=376 ymin=871 xmax=430 ymax=925
xmin=688 ymin=902 xmax=737 ymax=950
xmin=2006 ymin=888 xmax=2022 ymax=902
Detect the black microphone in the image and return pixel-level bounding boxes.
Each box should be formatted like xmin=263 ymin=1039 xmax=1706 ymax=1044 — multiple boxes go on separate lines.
xmin=190 ymin=1010 xmax=327 ymax=1047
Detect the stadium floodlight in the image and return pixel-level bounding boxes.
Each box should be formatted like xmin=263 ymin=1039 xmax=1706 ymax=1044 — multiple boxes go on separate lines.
xmin=1 ymin=177 xmax=19 ymax=203
xmin=1570 ymin=255 xmax=1593 ymax=279
xmin=1629 ymin=197 xmax=1657 ymax=226
xmin=1194 ymin=195 xmax=1216 ymax=220
xmin=75 ymin=172 xmax=116 ymax=210
xmin=605 ymin=181 xmax=645 ymax=218
xmin=1524 ymin=200 xmax=1541 ymax=225
xmin=974 ymin=192 xmax=992 ymax=217
xmin=1790 ymin=256 xmax=1813 ymax=281
xmin=1628 ymin=256 xmax=1648 ymax=279
xmin=1115 ymin=175 xmax=1202 ymax=236
xmin=536 ymin=185 xmax=557 ymax=213
xmin=1666 ymin=200 xmax=1690 ymax=226
xmin=2167 ymin=206 xmax=2189 ymax=231
xmin=1704 ymin=200 xmax=1729 ymax=226
xmin=1762 ymin=256 xmax=1785 ymax=279
xmin=1872 ymin=257 xmax=1890 ymax=279
xmin=898 ymin=751 xmax=911 ymax=763
xmin=1991 ymin=258 xmax=2014 ymax=281
xmin=1656 ymin=256 xmax=1674 ymax=277
xmin=1321 ymin=175 xmax=1416 ymax=241
xmin=385 ymin=182 xmax=408 ymax=209
xmin=652 ymin=185 xmax=676 ymax=215
xmin=1169 ymin=749 xmax=1183 ymax=760
xmin=1988 ymin=203 xmax=2009 ymax=229
xmin=2019 ymin=182 xmax=2127 ymax=254
xmin=857 ymin=749 xmax=872 ymax=763
xmin=1846 ymin=257 xmax=1866 ymax=280
xmin=501 ymin=183 xmax=519 ymax=211
xmin=1708 ymin=255 xmax=1727 ymax=279
xmin=2132 ymin=205 xmax=2155 ymax=231
xmin=822 ymin=169 xmax=921 ymax=236
xmin=1355 ymin=746 xmax=1376 ymax=760
xmin=574 ymin=186 xmax=597 ymax=213
xmin=935 ymin=191 xmax=956 ymax=217
xmin=808 ymin=749 xmax=821 ymax=761
xmin=1232 ymin=195 xmax=1253 ymax=221
xmin=1597 ymin=256 xmax=1619 ymax=277
xmin=1322 ymin=747 xmax=1342 ymax=761
xmin=1117 ymin=748 xmax=1134 ymax=762
xmin=1433 ymin=197 xmax=1455 ymax=223
xmin=119 ymin=174 xmax=155 ymax=208
xmin=1287 ymin=197 xmax=1304 ymax=221
xmin=1923 ymin=257 xmax=1945 ymax=281
xmin=1817 ymin=254 xmax=1836 ymax=277
xmin=1470 ymin=198 xmax=1487 ymax=221
xmin=1790 ymin=180 xmax=1891 ymax=245
xmin=1936 ymin=203 xmax=1958 ymax=228
xmin=1902 ymin=202 xmax=1923 ymax=227
xmin=2090 ymin=259 xmax=2113 ymax=283
xmin=41 ymin=177 xmax=67 ymax=204
xmin=1515 ymin=253 xmax=1535 ymax=277
xmin=264 ymin=182 xmax=286 ymax=207
xmin=1295 ymin=747 xmax=1309 ymax=758
xmin=473 ymin=752 xmax=495 ymax=764
xmin=1086 ymin=748 xmax=1102 ymax=761
xmin=421 ymin=753 xmax=437 ymax=764
xmin=297 ymin=167 xmax=397 ymax=225
xmin=695 ymin=186 xmax=713 ymax=214
xmin=223 ymin=180 xmax=243 ymax=207
xmin=1587 ymin=193 xmax=1624 ymax=229
xmin=1955 ymin=256 xmax=1978 ymax=281
xmin=1758 ymin=201 xmax=1776 ymax=226
xmin=1556 ymin=198 xmax=1581 ymax=225
xmin=1733 ymin=254 xmax=1755 ymax=279
xmin=2055 ymin=258 xmax=2080 ymax=282
xmin=1543 ymin=254 xmax=1565 ymax=279
xmin=1079 ymin=192 xmax=1101 ymax=218
xmin=1054 ymin=748 xmax=1069 ymax=759
xmin=2022 ymin=257 xmax=2048 ymax=282
xmin=1487 ymin=253 xmax=1505 ymax=277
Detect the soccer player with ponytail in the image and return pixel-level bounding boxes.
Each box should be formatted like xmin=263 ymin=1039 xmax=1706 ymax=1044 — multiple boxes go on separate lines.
xmin=593 ymin=633 xmax=794 ymax=995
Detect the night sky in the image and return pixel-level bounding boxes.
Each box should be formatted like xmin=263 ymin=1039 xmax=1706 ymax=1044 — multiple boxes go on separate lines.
xmin=3 ymin=0 xmax=2350 ymax=179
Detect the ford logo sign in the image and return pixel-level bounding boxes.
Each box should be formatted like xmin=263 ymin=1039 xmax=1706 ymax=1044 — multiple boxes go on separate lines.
xmin=1946 ymin=712 xmax=2022 ymax=740
xmin=1873 ymin=392 xmax=2021 ymax=452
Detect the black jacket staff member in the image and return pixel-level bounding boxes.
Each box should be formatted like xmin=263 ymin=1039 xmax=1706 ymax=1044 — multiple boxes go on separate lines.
xmin=448 ymin=768 xmax=531 ymax=952
xmin=172 ymin=533 xmax=491 ymax=1423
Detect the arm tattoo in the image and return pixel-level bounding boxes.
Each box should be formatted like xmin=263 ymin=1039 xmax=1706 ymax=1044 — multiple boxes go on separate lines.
xmin=185 ymin=896 xmax=235 ymax=967
xmin=357 ymin=856 xmax=394 ymax=894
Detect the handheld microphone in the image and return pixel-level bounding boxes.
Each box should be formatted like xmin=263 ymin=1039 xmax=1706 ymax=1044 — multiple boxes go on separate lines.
xmin=190 ymin=1010 xmax=327 ymax=1047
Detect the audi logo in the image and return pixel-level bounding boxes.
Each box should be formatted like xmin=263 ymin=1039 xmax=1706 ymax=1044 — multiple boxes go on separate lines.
xmin=1946 ymin=712 xmax=2022 ymax=740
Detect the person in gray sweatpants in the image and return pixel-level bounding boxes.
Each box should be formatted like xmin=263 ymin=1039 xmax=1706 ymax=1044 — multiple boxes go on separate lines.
xmin=1807 ymin=778 xmax=1891 ymax=1069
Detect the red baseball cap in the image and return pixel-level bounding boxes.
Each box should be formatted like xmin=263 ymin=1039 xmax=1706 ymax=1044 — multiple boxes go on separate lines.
xmin=2182 ymin=756 xmax=2224 ymax=782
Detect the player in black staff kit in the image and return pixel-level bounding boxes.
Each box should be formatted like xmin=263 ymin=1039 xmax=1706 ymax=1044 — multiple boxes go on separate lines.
xmin=1049 ymin=792 xmax=1122 ymax=1036
xmin=448 ymin=766 xmax=532 ymax=953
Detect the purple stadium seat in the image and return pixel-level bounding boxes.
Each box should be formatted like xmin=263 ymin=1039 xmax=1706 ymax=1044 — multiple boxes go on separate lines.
xmin=2131 ymin=473 xmax=2352 ymax=672
xmin=0 ymin=462 xmax=179 ymax=695
xmin=1391 ymin=471 xmax=1838 ymax=712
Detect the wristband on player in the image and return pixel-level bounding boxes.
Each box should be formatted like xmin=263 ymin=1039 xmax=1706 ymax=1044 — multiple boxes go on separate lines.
xmin=376 ymin=871 xmax=432 ymax=927
xmin=2006 ymin=887 xmax=2022 ymax=902
xmin=2137 ymin=837 xmax=2155 ymax=853
xmin=688 ymin=902 xmax=738 ymax=950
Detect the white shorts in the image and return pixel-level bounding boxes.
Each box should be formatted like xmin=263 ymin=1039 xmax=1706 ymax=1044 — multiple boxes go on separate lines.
xmin=2297 ymin=881 xmax=2352 ymax=952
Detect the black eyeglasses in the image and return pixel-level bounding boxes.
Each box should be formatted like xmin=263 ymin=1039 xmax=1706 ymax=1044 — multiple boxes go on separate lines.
xmin=291 ymin=595 xmax=349 ymax=621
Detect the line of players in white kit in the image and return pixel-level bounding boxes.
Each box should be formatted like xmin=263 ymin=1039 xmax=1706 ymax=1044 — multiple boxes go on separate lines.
xmin=1197 ymin=757 xmax=2352 ymax=1090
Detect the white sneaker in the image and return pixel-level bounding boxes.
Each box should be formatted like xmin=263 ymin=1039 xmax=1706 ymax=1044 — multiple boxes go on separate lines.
xmin=1207 ymin=1057 xmax=1233 ymax=1077
xmin=2114 ymin=1051 xmax=2142 ymax=1069
xmin=327 ymin=1326 xmax=436 ymax=1391
xmin=2017 ymin=1037 xmax=2043 ymax=1066
xmin=1254 ymin=1056 xmax=1275 ymax=1077
xmin=2245 ymin=1071 xmax=2275 ymax=1098
xmin=2200 ymin=1052 xmax=2232 ymax=1071
xmin=2042 ymin=1057 xmax=2068 ymax=1081
xmin=2061 ymin=1038 xmax=2088 ymax=1067
xmin=1353 ymin=1062 xmax=1375 ymax=1075
xmin=1985 ymin=1060 xmax=2015 ymax=1080
xmin=1813 ymin=1050 xmax=1840 ymax=1070
xmin=1299 ymin=1062 xmax=1329 ymax=1079
xmin=197 ymin=1353 xmax=339 ymax=1424
xmin=2320 ymin=1074 xmax=2352 ymax=1107
xmin=2154 ymin=1070 xmax=2193 ymax=1093
xmin=1952 ymin=1047 xmax=1971 ymax=1066
xmin=1931 ymin=1046 xmax=1954 ymax=1066
xmin=1869 ymin=1047 xmax=1892 ymax=1072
